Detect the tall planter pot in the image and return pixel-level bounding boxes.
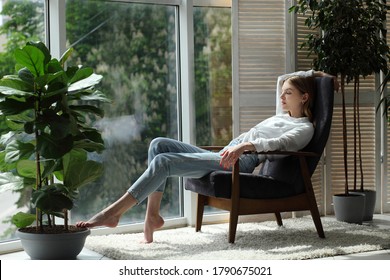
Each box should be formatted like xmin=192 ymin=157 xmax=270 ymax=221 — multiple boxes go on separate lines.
xmin=350 ymin=190 xmax=376 ymax=221
xmin=333 ymin=193 xmax=365 ymax=224
xmin=16 ymin=226 xmax=90 ymax=260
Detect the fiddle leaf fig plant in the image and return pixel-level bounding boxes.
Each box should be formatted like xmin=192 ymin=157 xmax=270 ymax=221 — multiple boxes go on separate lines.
xmin=0 ymin=41 xmax=108 ymax=232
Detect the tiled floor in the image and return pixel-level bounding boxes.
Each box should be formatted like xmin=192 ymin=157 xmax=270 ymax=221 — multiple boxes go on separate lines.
xmin=1 ymin=214 xmax=390 ymax=260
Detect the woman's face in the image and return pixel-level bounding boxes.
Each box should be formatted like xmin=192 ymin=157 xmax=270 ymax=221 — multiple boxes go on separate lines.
xmin=280 ymin=79 xmax=308 ymax=118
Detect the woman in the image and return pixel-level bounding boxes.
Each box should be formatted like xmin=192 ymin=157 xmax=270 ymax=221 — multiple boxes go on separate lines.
xmin=76 ymin=70 xmax=337 ymax=243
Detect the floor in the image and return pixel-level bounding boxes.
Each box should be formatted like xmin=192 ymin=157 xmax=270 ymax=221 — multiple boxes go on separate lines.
xmin=1 ymin=214 xmax=390 ymax=260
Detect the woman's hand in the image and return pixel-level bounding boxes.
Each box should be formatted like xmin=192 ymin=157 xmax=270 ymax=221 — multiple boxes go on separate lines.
xmin=219 ymin=142 xmax=255 ymax=169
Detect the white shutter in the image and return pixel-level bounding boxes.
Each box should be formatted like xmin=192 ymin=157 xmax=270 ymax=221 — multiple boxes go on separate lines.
xmin=234 ymin=0 xmax=324 ymax=213
xmin=385 ymin=112 xmax=390 ymax=211
xmin=296 ymin=14 xmax=317 ymax=71
xmin=235 ymin=0 xmax=287 ymax=129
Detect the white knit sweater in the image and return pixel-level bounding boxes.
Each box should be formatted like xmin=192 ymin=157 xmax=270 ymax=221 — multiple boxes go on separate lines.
xmin=236 ymin=114 xmax=314 ymax=153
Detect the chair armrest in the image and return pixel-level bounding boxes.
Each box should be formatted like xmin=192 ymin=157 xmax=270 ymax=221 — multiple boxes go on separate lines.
xmin=230 ymin=150 xmax=319 ymax=202
xmin=244 ymin=150 xmax=319 ymax=157
xmin=199 ymin=146 xmax=319 ymax=157
xmin=199 ymin=146 xmax=225 ymax=151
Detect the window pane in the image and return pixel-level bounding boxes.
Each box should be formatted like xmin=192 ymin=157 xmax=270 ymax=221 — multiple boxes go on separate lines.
xmin=65 ymin=0 xmax=180 ymax=225
xmin=193 ymin=6 xmax=231 ymax=214
xmin=0 ymin=0 xmax=45 ymax=243
xmin=194 ymin=6 xmax=232 ymax=146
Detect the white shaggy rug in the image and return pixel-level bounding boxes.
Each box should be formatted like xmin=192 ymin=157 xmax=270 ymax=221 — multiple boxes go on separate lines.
xmin=85 ymin=216 xmax=390 ymax=260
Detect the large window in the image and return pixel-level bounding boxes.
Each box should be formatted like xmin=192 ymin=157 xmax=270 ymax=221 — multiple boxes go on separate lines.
xmin=0 ymin=0 xmax=233 ymax=248
xmin=194 ymin=6 xmax=232 ymax=146
xmin=65 ymin=0 xmax=180 ymax=225
xmin=193 ymin=5 xmax=232 ymax=214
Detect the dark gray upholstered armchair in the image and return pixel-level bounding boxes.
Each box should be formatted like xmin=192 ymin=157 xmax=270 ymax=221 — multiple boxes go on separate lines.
xmin=185 ymin=76 xmax=334 ymax=243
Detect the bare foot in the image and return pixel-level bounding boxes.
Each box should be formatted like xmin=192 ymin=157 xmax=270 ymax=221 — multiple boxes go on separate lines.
xmin=142 ymin=215 xmax=164 ymax=243
xmin=76 ymin=212 xmax=120 ymax=228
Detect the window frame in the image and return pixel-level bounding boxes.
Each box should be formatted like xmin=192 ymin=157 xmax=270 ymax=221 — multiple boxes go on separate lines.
xmin=0 ymin=0 xmax=232 ymax=254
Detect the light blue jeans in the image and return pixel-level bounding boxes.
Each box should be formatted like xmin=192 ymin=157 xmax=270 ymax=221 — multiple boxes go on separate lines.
xmin=127 ymin=137 xmax=260 ymax=204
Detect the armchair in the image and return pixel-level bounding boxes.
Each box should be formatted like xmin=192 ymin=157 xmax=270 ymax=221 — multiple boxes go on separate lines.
xmin=185 ymin=76 xmax=334 ymax=243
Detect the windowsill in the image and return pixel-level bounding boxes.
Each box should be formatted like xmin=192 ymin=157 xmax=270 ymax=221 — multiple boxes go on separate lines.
xmin=0 ymin=213 xmax=231 ymax=255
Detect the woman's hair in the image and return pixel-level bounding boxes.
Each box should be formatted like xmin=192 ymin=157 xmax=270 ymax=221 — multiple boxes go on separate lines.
xmin=284 ymin=75 xmax=316 ymax=122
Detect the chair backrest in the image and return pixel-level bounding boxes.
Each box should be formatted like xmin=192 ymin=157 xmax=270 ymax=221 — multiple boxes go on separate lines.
xmin=258 ymin=76 xmax=334 ymax=193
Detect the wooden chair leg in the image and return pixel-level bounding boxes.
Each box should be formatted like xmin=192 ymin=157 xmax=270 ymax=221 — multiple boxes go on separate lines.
xmin=299 ymin=156 xmax=325 ymax=238
xmin=228 ymin=211 xmax=239 ymax=243
xmin=196 ymin=194 xmax=206 ymax=232
xmin=228 ymin=161 xmax=240 ymax=243
xmin=275 ymin=212 xmax=283 ymax=226
xmin=309 ymin=205 xmax=325 ymax=238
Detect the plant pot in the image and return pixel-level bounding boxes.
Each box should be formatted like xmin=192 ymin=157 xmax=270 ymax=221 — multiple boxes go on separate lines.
xmin=16 ymin=226 xmax=90 ymax=260
xmin=333 ymin=193 xmax=365 ymax=224
xmin=350 ymin=190 xmax=376 ymax=221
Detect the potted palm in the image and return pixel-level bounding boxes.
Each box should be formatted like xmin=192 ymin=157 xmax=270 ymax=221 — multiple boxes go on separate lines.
xmin=290 ymin=0 xmax=389 ymax=223
xmin=0 ymin=41 xmax=108 ymax=259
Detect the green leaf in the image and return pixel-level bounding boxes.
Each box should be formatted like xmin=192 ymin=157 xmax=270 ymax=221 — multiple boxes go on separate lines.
xmin=32 ymin=184 xmax=73 ymax=213
xmin=16 ymin=159 xmax=39 ymax=179
xmin=69 ymin=67 xmax=94 ymax=84
xmin=63 ymin=152 xmax=103 ymax=189
xmin=45 ymin=70 xmax=68 ymax=88
xmin=40 ymin=86 xmax=67 ymax=106
xmin=5 ymin=140 xmax=35 ymax=163
xmin=6 ymin=112 xmax=35 ymax=131
xmin=0 ymin=172 xmax=24 ymax=193
xmin=27 ymin=41 xmax=51 ymax=65
xmin=41 ymin=159 xmax=61 ymax=180
xmin=18 ymin=68 xmax=35 ymax=87
xmin=76 ymin=90 xmax=110 ymax=103
xmin=11 ymin=212 xmax=36 ymax=228
xmin=54 ymin=170 xmax=64 ymax=182
xmin=62 ymin=149 xmax=87 ymax=176
xmin=65 ymin=66 xmax=79 ymax=82
xmin=77 ymin=129 xmax=104 ymax=144
xmin=59 ymin=47 xmax=73 ymax=66
xmin=0 ymin=151 xmax=16 ymax=172
xmin=5 ymin=111 xmax=35 ymax=124
xmin=0 ymin=96 xmax=35 ymax=115
xmin=0 ymin=85 xmax=34 ymax=97
xmin=69 ymin=104 xmax=105 ymax=118
xmin=68 ymin=73 xmax=102 ymax=92
xmin=37 ymin=133 xmax=73 ymax=159
xmin=35 ymin=71 xmax=64 ymax=90
xmin=5 ymin=119 xmax=24 ymax=132
xmin=40 ymin=110 xmax=72 ymax=139
xmin=0 ymin=75 xmax=33 ymax=92
xmin=47 ymin=59 xmax=65 ymax=75
xmin=0 ymin=131 xmax=15 ymax=146
xmin=73 ymin=139 xmax=105 ymax=153
xmin=14 ymin=45 xmax=46 ymax=77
